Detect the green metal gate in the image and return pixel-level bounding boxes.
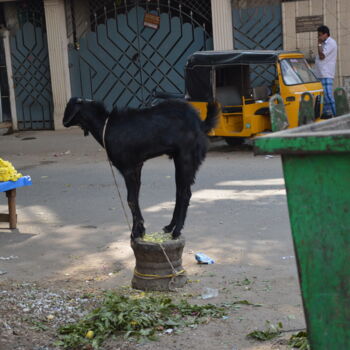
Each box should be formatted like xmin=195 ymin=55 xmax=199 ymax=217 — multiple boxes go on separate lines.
xmin=67 ymin=0 xmax=213 ymax=110
xmin=10 ymin=1 xmax=53 ymax=130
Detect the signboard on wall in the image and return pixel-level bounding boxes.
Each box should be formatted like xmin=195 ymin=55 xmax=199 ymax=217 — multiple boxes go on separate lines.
xmin=144 ymin=13 xmax=160 ymax=30
xmin=296 ymin=15 xmax=324 ymax=33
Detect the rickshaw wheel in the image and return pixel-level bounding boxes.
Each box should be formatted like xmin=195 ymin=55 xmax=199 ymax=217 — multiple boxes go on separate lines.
xmin=224 ymin=137 xmax=245 ymax=146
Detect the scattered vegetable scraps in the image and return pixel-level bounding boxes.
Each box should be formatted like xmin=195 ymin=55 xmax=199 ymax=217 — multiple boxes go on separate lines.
xmin=247 ymin=321 xmax=283 ymax=341
xmin=289 ymin=331 xmax=310 ymax=349
xmin=142 ymin=232 xmax=173 ymax=243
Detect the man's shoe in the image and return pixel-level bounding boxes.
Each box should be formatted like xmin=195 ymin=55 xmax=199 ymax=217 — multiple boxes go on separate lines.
xmin=320 ymin=113 xmax=333 ymax=119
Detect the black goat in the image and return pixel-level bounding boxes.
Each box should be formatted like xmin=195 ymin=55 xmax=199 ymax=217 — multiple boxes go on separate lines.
xmin=63 ymin=98 xmax=218 ymax=240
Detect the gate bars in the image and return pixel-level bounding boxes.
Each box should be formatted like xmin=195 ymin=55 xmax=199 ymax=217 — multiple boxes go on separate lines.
xmin=66 ymin=0 xmax=213 ymax=109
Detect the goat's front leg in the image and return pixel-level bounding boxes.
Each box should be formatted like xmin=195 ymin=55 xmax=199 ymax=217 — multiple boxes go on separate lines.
xmin=122 ymin=166 xmax=145 ymax=240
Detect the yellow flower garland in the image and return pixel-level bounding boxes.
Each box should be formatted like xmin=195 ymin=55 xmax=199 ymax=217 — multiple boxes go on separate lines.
xmin=0 ymin=158 xmax=22 ymax=182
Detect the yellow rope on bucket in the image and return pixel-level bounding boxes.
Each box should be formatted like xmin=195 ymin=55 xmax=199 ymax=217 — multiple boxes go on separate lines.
xmin=133 ymin=268 xmax=186 ymax=280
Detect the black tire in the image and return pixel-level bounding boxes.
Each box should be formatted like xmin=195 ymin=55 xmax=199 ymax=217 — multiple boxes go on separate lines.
xmin=224 ymin=137 xmax=245 ymax=146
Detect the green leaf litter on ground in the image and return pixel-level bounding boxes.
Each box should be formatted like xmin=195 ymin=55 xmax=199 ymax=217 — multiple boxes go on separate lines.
xmin=222 ymin=300 xmax=263 ymax=308
xmin=55 ymin=291 xmax=226 ymax=349
xmin=233 ymin=300 xmax=261 ymax=306
xmin=247 ymin=321 xmax=283 ymax=341
xmin=288 ymin=331 xmax=310 ymax=349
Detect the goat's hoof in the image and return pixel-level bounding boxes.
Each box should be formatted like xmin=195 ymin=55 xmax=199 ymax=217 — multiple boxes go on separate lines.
xmin=163 ymin=225 xmax=173 ymax=233
xmin=172 ymin=231 xmax=181 ymax=239
xmin=131 ymin=224 xmax=145 ymax=240
xmin=131 ymin=231 xmax=145 ymax=241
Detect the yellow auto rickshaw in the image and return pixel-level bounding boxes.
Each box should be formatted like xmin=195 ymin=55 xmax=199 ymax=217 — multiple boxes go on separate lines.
xmin=185 ymin=50 xmax=324 ymax=145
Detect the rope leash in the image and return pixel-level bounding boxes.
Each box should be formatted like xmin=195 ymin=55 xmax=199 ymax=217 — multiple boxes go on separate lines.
xmin=102 ymin=116 xmax=132 ymax=233
xmin=159 ymin=242 xmax=177 ymax=275
xmin=159 ymin=242 xmax=186 ymax=290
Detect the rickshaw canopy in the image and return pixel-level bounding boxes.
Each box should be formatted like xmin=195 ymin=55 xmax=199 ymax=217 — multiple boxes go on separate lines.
xmin=185 ymin=50 xmax=294 ymax=67
xmin=185 ymin=50 xmax=301 ymax=101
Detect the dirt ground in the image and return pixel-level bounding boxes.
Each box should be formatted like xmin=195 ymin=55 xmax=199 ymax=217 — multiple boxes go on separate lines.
xmin=0 ymin=129 xmax=306 ymax=350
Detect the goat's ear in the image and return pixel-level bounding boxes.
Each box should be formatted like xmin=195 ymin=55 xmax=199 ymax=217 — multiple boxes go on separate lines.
xmin=63 ymin=99 xmax=83 ymax=126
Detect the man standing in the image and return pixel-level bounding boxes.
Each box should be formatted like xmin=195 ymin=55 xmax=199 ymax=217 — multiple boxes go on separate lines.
xmin=314 ymin=25 xmax=337 ymax=118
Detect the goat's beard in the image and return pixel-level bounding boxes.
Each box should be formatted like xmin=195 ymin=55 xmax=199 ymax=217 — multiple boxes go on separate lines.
xmin=79 ymin=124 xmax=89 ymax=136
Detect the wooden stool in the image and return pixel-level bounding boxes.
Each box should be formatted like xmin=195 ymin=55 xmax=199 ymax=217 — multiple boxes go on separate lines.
xmin=0 ymin=189 xmax=17 ymax=229
xmin=0 ymin=176 xmax=32 ymax=229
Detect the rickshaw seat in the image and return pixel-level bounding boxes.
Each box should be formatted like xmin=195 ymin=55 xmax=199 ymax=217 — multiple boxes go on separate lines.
xmin=252 ymin=86 xmax=270 ymax=100
xmin=216 ymin=86 xmax=242 ymax=107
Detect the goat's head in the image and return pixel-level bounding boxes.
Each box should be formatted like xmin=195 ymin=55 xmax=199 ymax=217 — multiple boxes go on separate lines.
xmin=63 ymin=97 xmax=93 ymax=136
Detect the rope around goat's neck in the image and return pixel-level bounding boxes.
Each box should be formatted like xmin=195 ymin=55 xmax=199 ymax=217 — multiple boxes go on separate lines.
xmin=102 ymin=116 xmax=109 ymax=151
xmin=102 ymin=116 xmax=132 ymax=234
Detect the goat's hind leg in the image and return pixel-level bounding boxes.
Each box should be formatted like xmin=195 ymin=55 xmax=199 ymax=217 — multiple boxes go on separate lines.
xmin=163 ymin=191 xmax=180 ymax=234
xmin=166 ymin=155 xmax=194 ymax=239
xmin=163 ymin=156 xmax=183 ymax=234
xmin=172 ymin=184 xmax=191 ymax=239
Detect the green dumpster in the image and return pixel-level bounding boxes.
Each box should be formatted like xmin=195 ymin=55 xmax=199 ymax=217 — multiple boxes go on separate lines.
xmin=254 ymin=114 xmax=350 ymax=350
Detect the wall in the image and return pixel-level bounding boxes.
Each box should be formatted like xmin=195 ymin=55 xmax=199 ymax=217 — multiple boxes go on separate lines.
xmin=282 ymin=0 xmax=350 ymax=93
xmin=44 ymin=0 xmax=71 ymax=130
xmin=211 ymin=0 xmax=233 ymax=50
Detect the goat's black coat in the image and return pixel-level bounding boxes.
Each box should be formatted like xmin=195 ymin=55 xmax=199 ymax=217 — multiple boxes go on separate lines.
xmin=63 ymin=98 xmax=219 ymax=239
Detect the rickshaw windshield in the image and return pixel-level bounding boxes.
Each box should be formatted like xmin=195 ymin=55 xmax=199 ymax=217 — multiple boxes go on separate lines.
xmin=280 ymin=58 xmax=318 ymax=85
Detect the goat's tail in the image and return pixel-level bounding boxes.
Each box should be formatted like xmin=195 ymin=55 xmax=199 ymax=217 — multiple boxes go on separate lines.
xmin=201 ymin=101 xmax=220 ymax=134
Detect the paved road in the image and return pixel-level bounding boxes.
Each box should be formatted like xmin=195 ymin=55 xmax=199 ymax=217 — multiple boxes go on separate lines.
xmin=0 ymin=129 xmax=305 ymax=349
xmin=0 ymin=129 xmax=295 ymax=282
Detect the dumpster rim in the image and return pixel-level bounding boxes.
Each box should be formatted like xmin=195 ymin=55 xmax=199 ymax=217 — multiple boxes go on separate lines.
xmin=256 ymin=113 xmax=350 ymax=139
xmin=253 ymin=114 xmax=350 ymax=155
xmin=256 ymin=129 xmax=350 ymax=139
xmin=254 ymin=134 xmax=350 ymax=155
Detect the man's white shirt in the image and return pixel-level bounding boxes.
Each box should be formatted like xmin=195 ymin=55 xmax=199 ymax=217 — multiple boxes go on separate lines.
xmin=314 ymin=36 xmax=337 ymax=79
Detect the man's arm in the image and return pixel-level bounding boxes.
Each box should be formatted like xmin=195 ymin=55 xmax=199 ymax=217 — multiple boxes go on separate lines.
xmin=318 ymin=42 xmax=325 ymax=60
